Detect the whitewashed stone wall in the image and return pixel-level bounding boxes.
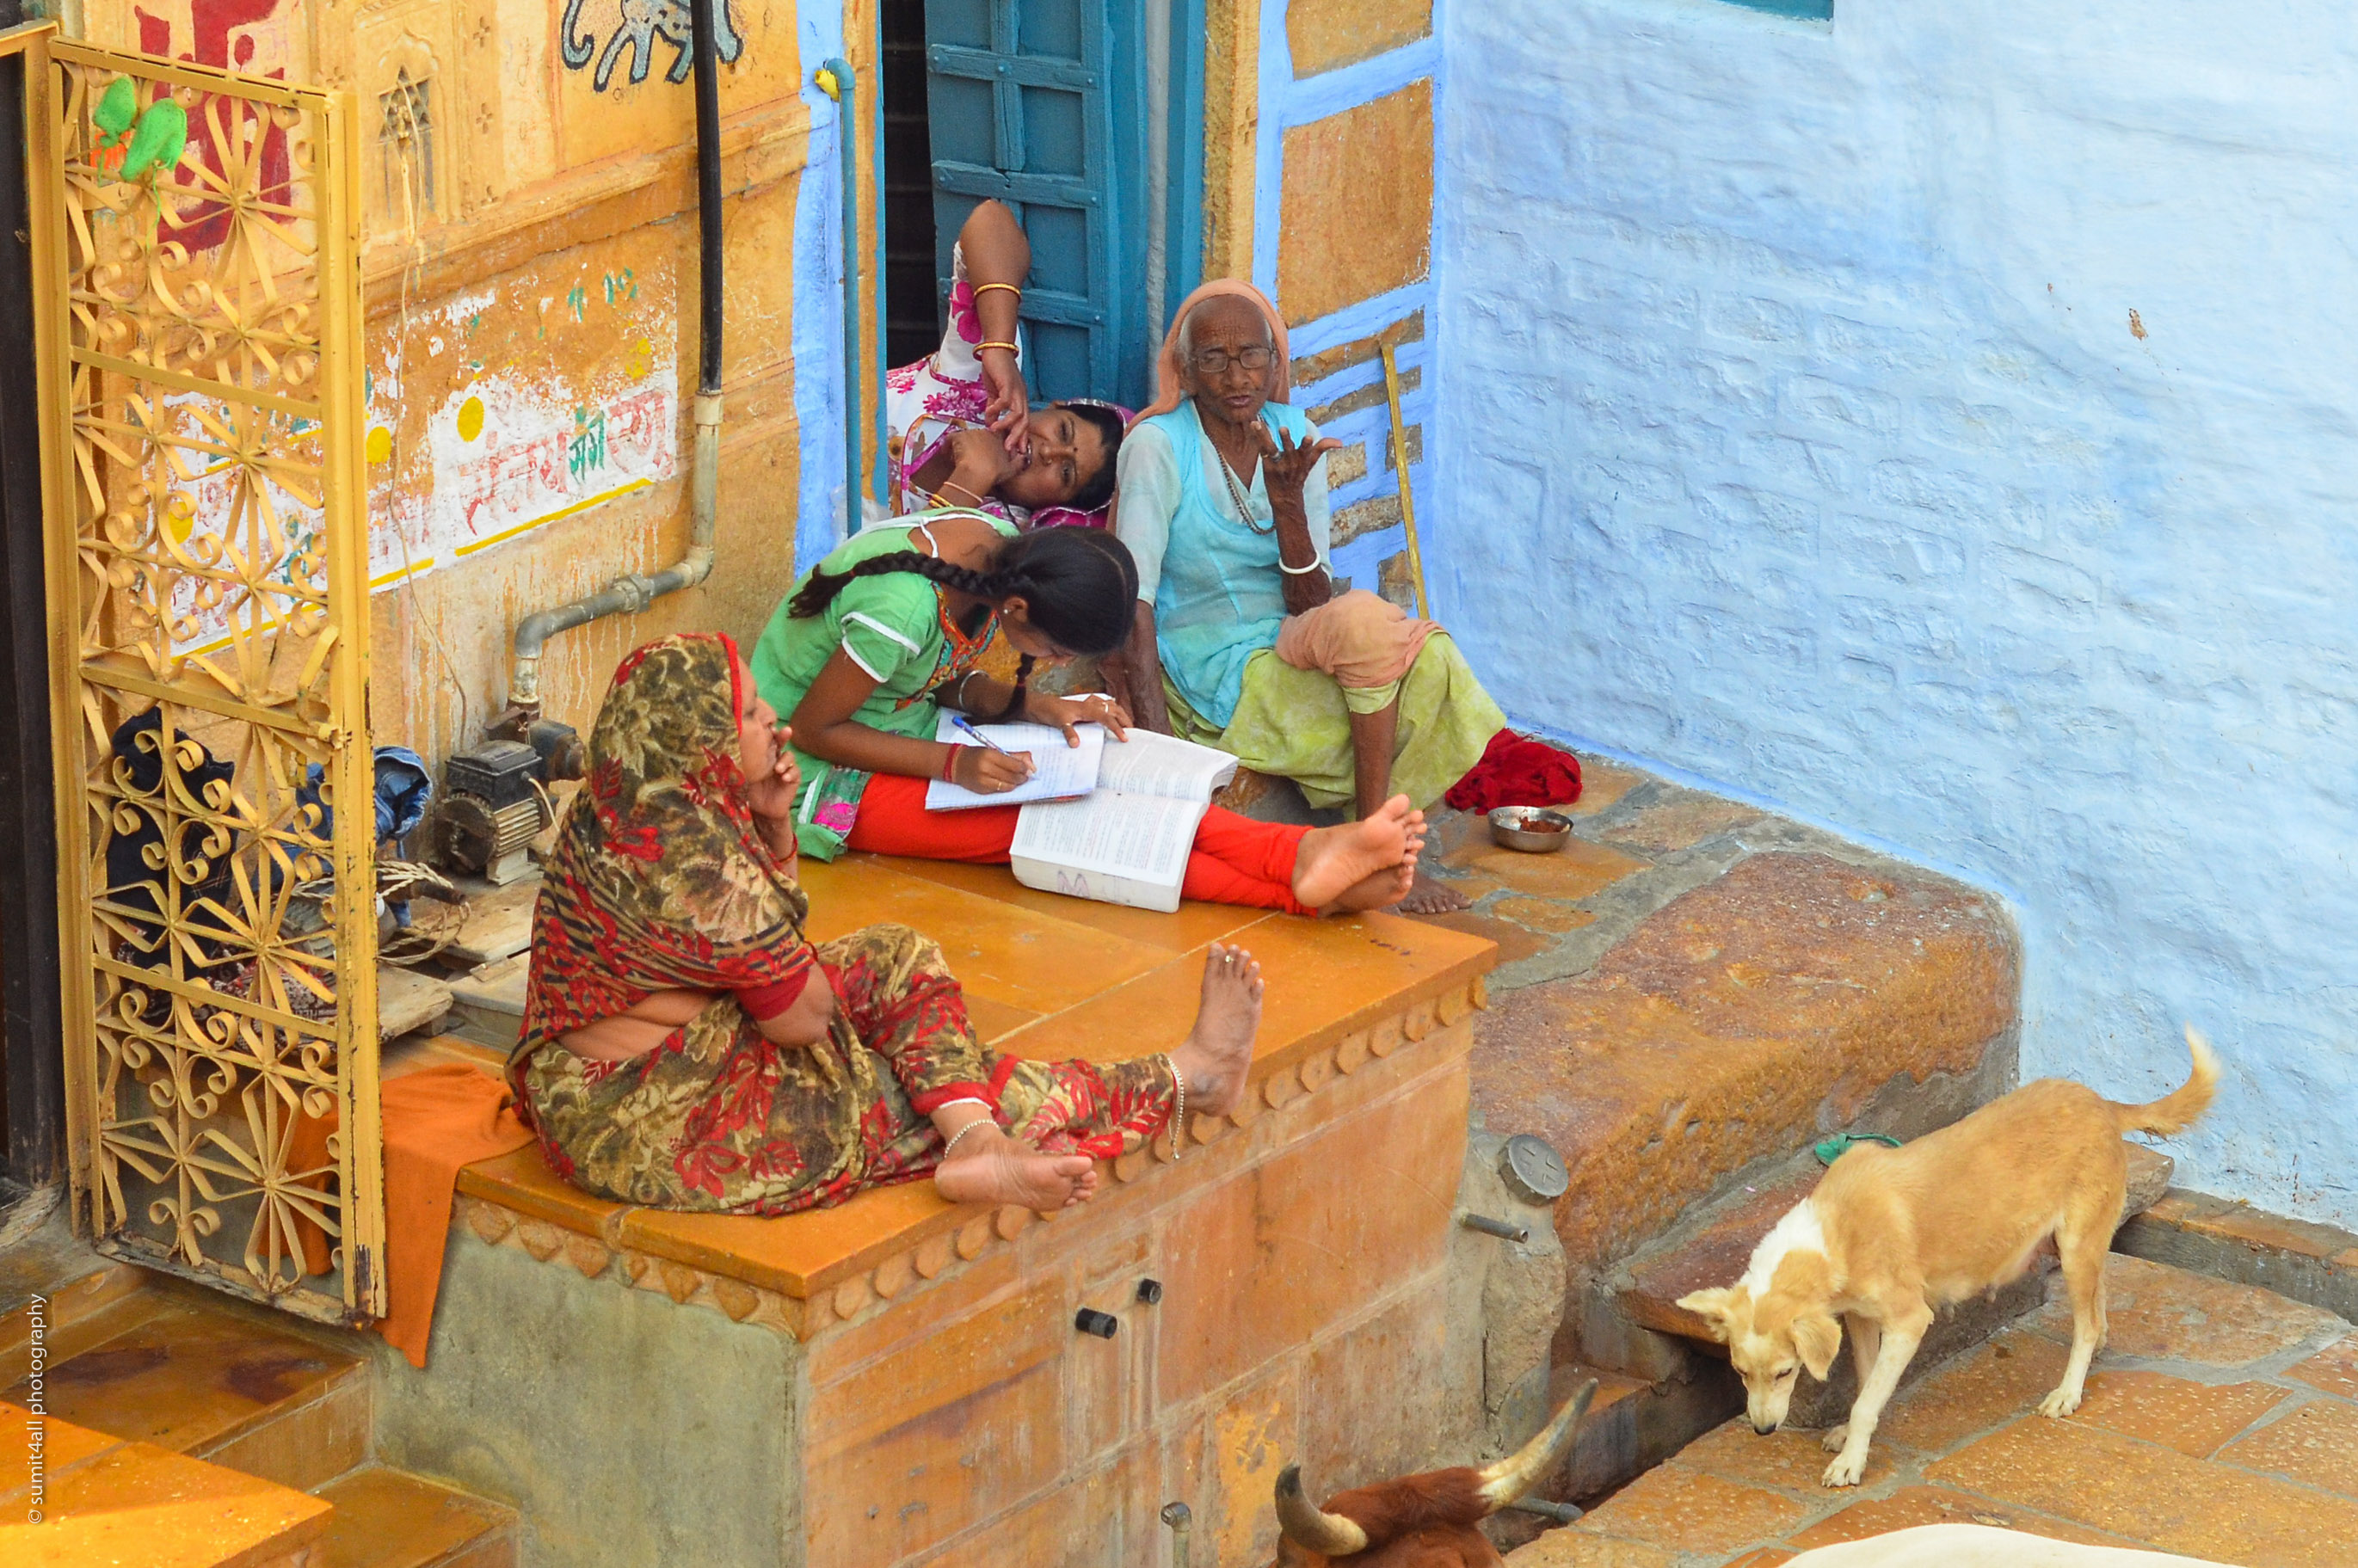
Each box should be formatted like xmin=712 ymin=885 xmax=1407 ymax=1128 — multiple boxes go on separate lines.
xmin=1435 ymin=1 xmax=2358 ymax=1222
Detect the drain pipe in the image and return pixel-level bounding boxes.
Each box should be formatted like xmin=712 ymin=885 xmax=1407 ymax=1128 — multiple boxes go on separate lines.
xmin=507 ymin=0 xmax=726 ymax=716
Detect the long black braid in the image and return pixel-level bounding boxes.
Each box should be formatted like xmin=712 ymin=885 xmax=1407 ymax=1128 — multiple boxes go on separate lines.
xmin=787 ymin=525 xmax=1141 ymax=719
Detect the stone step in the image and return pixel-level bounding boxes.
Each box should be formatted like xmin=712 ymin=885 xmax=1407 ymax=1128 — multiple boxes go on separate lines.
xmin=0 ymin=1398 xmax=333 ymax=1567
xmin=444 ymin=954 xmax=528 ymax=1050
xmin=3 ymin=1276 xmax=373 ymax=1493
xmin=312 ymin=1465 xmax=516 ymax=1568
xmin=1469 ymin=849 xmax=2020 ymax=1342
xmin=4 ymin=1276 xmax=515 ymax=1567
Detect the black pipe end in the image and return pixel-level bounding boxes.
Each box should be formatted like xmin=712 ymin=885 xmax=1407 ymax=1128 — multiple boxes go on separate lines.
xmin=1074 ymin=1308 xmax=1118 ymax=1339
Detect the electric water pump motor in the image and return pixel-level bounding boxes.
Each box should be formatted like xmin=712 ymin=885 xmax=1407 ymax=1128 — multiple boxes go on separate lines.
xmin=432 ymin=719 xmax=584 ymax=884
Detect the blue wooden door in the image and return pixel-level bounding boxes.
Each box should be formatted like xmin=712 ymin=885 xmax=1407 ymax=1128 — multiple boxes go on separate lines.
xmin=924 ymin=0 xmax=1147 ymax=407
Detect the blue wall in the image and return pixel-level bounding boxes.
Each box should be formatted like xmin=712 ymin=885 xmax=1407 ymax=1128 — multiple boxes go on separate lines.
xmin=1435 ymin=1 xmax=2358 ymax=1221
xmin=792 ymin=0 xmax=852 ymax=567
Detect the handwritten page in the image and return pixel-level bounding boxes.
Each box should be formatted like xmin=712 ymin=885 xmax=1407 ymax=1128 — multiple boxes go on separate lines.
xmin=924 ymin=716 xmax=1106 ymax=810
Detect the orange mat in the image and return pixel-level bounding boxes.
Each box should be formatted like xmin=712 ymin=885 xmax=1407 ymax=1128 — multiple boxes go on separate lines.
xmin=292 ymin=1064 xmax=533 ymax=1367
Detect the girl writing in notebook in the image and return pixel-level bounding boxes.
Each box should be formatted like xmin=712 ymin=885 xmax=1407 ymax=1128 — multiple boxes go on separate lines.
xmin=747 ymin=512 xmax=1422 ymax=913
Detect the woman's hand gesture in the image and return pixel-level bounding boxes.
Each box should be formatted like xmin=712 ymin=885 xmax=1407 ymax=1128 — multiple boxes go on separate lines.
xmin=1255 ymin=423 xmax=1341 ymax=504
xmin=942 ymin=427 xmax=1018 ymax=507
xmin=746 ymin=726 xmax=801 ymax=822
xmin=1025 ymin=688 xmax=1133 ymax=746
xmin=977 ymin=345 xmax=1031 ymax=454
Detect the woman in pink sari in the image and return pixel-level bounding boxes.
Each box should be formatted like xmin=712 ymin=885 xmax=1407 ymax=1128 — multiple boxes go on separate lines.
xmin=883 ymin=200 xmax=1125 ymax=529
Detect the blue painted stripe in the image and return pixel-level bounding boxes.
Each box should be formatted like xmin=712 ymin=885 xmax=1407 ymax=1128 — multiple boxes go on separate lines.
xmin=1286 ymin=280 xmax=1437 ymax=360
xmin=1273 ymin=38 xmax=1438 ymax=128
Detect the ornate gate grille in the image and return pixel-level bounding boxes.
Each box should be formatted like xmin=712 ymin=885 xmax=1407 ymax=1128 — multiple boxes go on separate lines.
xmin=31 ymin=37 xmax=381 ymax=1324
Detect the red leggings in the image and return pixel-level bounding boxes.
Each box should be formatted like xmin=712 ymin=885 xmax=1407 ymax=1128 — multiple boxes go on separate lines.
xmin=846 ymin=772 xmax=1314 ymax=913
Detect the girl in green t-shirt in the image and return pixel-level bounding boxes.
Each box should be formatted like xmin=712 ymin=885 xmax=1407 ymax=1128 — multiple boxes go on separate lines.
xmin=748 ymin=512 xmax=1425 ymax=913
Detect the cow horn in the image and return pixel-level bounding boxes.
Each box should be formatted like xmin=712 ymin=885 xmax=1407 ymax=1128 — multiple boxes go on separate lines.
xmin=1475 ymin=1380 xmax=1598 ymax=1512
xmin=1274 ymin=1463 xmax=1370 ymax=1556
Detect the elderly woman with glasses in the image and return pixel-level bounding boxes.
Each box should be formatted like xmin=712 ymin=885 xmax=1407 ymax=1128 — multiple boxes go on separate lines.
xmin=1105 ymin=283 xmax=1508 ymax=914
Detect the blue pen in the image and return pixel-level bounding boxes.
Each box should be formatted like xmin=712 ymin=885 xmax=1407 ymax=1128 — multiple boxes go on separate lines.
xmin=948 ymin=715 xmax=1009 ymax=753
xmin=949 ymin=716 xmax=1036 ymax=779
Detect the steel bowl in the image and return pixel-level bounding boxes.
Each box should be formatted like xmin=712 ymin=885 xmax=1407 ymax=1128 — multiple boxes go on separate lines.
xmin=1487 ymin=806 xmax=1573 ymax=853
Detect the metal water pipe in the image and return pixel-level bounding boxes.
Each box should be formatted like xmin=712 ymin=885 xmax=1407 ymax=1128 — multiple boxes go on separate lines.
xmin=506 ymin=0 xmax=727 ymax=715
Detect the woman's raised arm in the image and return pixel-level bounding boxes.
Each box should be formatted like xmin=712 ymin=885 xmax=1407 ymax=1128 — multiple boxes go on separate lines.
xmin=959 ymin=200 xmax=1032 ymax=451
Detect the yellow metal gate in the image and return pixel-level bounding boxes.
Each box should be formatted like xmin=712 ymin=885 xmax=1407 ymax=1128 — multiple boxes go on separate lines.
xmin=21 ymin=28 xmax=383 ymax=1324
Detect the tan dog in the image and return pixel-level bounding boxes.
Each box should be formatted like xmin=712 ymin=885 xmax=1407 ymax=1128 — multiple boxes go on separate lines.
xmin=1679 ymin=1027 xmax=2219 ymax=1487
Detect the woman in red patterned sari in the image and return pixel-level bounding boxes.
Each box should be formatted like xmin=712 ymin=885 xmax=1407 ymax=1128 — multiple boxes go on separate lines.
xmin=510 ymin=632 xmax=1265 ymax=1214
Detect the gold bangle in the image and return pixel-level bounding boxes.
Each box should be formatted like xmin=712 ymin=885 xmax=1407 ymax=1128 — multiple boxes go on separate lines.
xmin=975 ymin=341 xmax=1020 ymax=354
xmin=935 ymin=480 xmax=990 ymax=507
xmin=971 ymin=282 xmax=1021 ymax=299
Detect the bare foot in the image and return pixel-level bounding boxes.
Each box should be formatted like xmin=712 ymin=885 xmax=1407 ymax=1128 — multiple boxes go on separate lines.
xmin=1327 ymin=857 xmax=1417 ymax=913
xmin=1292 ymin=796 xmax=1419 ymax=908
xmin=1169 ymin=941 xmax=1263 ymax=1116
xmin=1391 ymin=868 xmax=1471 ymax=915
xmin=934 ymin=1128 xmax=1100 ymax=1208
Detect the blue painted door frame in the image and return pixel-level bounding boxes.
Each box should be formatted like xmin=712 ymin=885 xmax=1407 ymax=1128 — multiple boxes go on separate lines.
xmin=924 ymin=0 xmax=1197 ymax=409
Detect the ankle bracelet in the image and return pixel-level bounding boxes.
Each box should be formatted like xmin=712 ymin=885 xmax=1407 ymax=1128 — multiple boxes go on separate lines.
xmin=1165 ymin=1055 xmax=1185 ymax=1162
xmin=940 ymin=1118 xmax=993 ymax=1161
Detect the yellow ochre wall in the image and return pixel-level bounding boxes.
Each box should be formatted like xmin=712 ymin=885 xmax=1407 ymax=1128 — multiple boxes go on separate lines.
xmin=1203 ymin=0 xmax=1438 ymax=606
xmin=77 ymin=0 xmax=844 ymax=759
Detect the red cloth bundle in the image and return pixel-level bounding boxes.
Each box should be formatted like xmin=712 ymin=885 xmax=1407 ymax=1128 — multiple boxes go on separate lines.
xmin=1444 ymin=730 xmax=1584 ymax=814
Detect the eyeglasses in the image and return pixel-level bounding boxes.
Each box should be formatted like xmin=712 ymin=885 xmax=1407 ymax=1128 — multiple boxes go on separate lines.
xmin=1191 ymin=347 xmax=1275 ymax=375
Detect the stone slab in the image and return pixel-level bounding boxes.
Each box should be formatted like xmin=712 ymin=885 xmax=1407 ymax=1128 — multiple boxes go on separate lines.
xmin=0 ymin=1405 xmax=331 ymax=1566
xmin=2023 ymin=1253 xmax=2350 ymax=1369
xmin=2115 ymin=1186 xmax=2358 ymax=1323
xmin=1472 ymin=852 xmax=2018 ymax=1278
xmin=445 ymin=955 xmax=527 ymax=1050
xmin=378 ymin=964 xmax=455 ymax=1043
xmin=1928 ymin=1414 xmax=2358 ymax=1564
xmin=442 ymin=876 xmax=543 ymax=967
xmin=311 ymin=1463 xmax=516 ymax=1568
xmin=414 ymin=1017 xmax=1487 ymax=1568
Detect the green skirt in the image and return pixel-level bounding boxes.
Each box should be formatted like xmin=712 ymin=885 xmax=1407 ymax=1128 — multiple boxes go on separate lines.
xmin=1166 ymin=632 xmax=1504 ymax=812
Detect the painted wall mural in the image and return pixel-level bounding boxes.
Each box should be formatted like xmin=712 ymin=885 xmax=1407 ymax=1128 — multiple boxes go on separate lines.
xmin=560 ymin=0 xmax=743 ymax=93
xmin=366 ymin=248 xmax=682 ymax=589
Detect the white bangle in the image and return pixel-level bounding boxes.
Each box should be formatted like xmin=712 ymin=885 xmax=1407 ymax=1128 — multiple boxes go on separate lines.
xmin=1278 ymin=553 xmax=1324 ymax=575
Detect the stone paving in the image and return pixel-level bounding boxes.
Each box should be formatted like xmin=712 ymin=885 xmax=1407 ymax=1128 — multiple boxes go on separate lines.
xmin=1507 ymin=1255 xmax=2358 ymax=1567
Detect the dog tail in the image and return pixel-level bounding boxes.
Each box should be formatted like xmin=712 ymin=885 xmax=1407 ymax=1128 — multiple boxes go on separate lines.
xmin=2111 ymin=1025 xmax=2221 ymax=1137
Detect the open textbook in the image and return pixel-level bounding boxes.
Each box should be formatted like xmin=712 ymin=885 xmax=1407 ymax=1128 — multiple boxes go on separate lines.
xmin=1007 ymin=729 xmax=1239 ymax=912
xmin=923 ymin=714 xmax=1107 ymax=809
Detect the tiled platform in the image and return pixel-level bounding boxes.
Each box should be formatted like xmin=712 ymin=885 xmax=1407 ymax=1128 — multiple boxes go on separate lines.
xmin=398 ymin=852 xmax=1499 ymax=1568
xmin=1510 ymin=1255 xmax=2358 ymax=1567
xmin=453 ymin=852 xmax=1495 ymax=1328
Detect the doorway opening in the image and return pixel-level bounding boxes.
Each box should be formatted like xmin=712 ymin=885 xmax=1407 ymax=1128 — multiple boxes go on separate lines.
xmin=880 ymin=0 xmax=941 ymax=370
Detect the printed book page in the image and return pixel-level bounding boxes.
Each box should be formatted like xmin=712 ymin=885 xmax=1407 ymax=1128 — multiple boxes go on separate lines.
xmin=1092 ymin=729 xmax=1239 ymax=802
xmin=923 ymin=716 xmax=1106 ymax=809
xmin=1008 ymin=790 xmax=1205 ymax=892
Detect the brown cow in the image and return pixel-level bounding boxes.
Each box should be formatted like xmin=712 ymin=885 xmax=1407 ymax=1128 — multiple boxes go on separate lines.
xmin=1270 ymin=1380 xmax=1597 ymax=1567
